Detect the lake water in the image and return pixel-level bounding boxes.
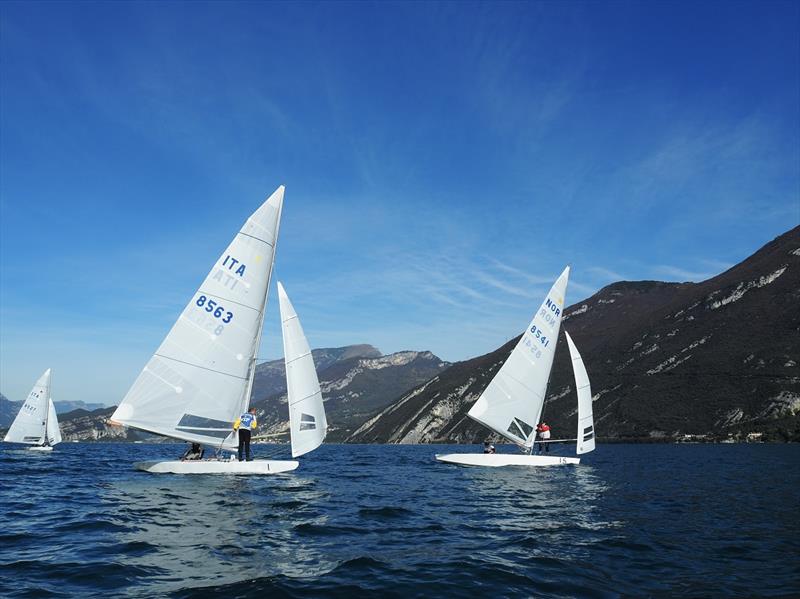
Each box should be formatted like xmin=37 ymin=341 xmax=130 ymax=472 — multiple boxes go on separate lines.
xmin=1 ymin=443 xmax=798 ymax=597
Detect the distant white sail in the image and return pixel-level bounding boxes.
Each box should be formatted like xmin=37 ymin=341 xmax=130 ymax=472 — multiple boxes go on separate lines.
xmin=565 ymin=331 xmax=595 ymax=455
xmin=468 ymin=266 xmax=570 ymax=447
xmin=4 ymin=369 xmax=52 ymax=445
xmin=46 ymin=398 xmax=62 ymax=446
xmin=111 ymin=187 xmax=284 ymax=449
xmin=277 ymin=282 xmax=327 ymax=458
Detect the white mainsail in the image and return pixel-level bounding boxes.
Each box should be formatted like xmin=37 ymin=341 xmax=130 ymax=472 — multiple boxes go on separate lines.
xmin=277 ymin=282 xmax=327 ymax=458
xmin=4 ymin=369 xmax=52 ymax=445
xmin=565 ymin=331 xmax=595 ymax=455
xmin=46 ymin=398 xmax=62 ymax=446
xmin=111 ymin=186 xmax=284 ymax=449
xmin=468 ymin=266 xmax=570 ymax=448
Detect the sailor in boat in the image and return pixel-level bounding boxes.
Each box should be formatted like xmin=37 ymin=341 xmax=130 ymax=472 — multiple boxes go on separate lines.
xmin=233 ymin=407 xmax=258 ymax=462
xmin=536 ymin=422 xmax=551 ymax=453
xmin=483 ymin=441 xmax=496 ymax=454
xmin=181 ymin=442 xmax=204 ymax=461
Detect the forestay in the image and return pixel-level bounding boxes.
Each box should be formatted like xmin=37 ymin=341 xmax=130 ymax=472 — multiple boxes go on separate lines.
xmin=4 ymin=369 xmax=52 ymax=445
xmin=468 ymin=266 xmax=570 ymax=448
xmin=278 ymin=282 xmax=327 ymax=458
xmin=111 ymin=187 xmax=284 ymax=449
xmin=565 ymin=331 xmax=595 ymax=455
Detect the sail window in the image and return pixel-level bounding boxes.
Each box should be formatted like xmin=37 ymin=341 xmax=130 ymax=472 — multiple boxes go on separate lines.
xmin=175 ymin=427 xmax=231 ymax=439
xmin=178 ymin=414 xmax=233 ymax=429
xmin=583 ymin=425 xmax=593 ymax=435
xmin=300 ymin=413 xmax=316 ymax=431
xmin=583 ymin=432 xmax=594 ymax=441
xmin=506 ymin=420 xmax=524 ymax=440
xmin=514 ymin=418 xmax=534 ymax=438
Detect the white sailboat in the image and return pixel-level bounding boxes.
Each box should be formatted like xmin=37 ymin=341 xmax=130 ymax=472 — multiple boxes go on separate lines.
xmin=436 ymin=266 xmax=596 ymax=467
xmin=4 ymin=369 xmax=62 ymax=451
xmin=112 ymin=186 xmax=324 ymax=475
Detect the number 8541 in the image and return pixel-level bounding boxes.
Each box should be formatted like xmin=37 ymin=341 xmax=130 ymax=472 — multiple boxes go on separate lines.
xmin=196 ymin=295 xmax=233 ymax=323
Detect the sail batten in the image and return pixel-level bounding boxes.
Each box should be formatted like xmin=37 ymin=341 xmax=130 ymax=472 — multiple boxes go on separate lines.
xmin=111 ymin=186 xmax=285 ymax=445
xmin=278 ymin=282 xmax=327 ymax=458
xmin=467 ymin=267 xmax=570 ymax=445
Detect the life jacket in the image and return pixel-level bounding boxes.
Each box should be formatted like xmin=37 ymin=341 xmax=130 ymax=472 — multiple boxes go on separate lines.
xmin=234 ymin=412 xmax=257 ymax=430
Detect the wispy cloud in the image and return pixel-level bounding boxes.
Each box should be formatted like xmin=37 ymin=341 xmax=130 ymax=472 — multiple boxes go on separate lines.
xmin=653 ymin=265 xmax=716 ymax=282
xmin=586 ymin=266 xmax=628 ymax=282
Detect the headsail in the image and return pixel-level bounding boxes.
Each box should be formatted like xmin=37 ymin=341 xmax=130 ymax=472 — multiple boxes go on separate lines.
xmin=46 ymin=398 xmax=62 ymax=446
xmin=277 ymin=282 xmax=327 ymax=458
xmin=111 ymin=187 xmax=284 ymax=448
xmin=565 ymin=331 xmax=595 ymax=455
xmin=468 ymin=266 xmax=570 ymax=447
xmin=4 ymin=369 xmax=51 ymax=445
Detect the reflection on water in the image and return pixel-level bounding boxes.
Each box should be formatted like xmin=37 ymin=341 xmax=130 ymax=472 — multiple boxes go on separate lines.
xmin=101 ymin=468 xmax=336 ymax=593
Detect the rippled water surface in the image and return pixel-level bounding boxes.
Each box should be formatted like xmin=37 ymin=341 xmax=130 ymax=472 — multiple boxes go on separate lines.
xmin=1 ymin=443 xmax=798 ymax=597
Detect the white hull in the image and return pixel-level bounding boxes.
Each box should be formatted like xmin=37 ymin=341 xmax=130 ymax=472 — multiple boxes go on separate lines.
xmin=134 ymin=459 xmax=299 ymax=475
xmin=28 ymin=445 xmax=54 ymax=452
xmin=435 ymin=453 xmax=579 ymax=467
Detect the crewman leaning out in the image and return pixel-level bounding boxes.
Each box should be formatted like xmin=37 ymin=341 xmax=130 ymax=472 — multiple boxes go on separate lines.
xmin=233 ymin=406 xmax=258 ymax=461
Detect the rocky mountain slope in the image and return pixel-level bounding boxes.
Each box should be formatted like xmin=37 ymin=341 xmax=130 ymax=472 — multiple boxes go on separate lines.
xmin=350 ymin=226 xmax=800 ymax=444
xmin=250 ymin=344 xmax=382 ymax=401
xmin=252 ymin=349 xmax=450 ymax=441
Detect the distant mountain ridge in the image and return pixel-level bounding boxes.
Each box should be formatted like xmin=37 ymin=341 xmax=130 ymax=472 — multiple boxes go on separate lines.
xmin=349 ymin=226 xmax=800 ymax=444
xmin=252 ymin=348 xmax=450 ymax=441
xmin=250 ymin=344 xmax=382 ymax=401
xmin=0 ymin=395 xmax=107 ymax=428
xmin=2 ymin=345 xmax=449 ymax=443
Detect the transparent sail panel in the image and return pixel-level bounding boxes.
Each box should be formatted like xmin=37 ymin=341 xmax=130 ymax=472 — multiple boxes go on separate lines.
xmin=111 ymin=187 xmax=284 ymax=447
xmin=278 ymin=282 xmax=327 ymax=458
xmin=565 ymin=331 xmax=595 ymax=455
xmin=468 ymin=267 xmax=570 ymax=446
xmin=4 ymin=369 xmax=51 ymax=445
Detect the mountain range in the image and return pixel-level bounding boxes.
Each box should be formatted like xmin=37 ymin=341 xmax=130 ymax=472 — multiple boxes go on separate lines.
xmin=0 ymin=396 xmax=107 ymax=428
xmin=0 ymin=347 xmax=450 ymax=443
xmin=2 ymin=227 xmax=797 ymax=444
xmin=349 ymin=226 xmax=800 ymax=444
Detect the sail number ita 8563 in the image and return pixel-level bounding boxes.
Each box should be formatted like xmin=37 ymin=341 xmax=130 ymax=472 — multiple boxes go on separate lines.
xmin=196 ymin=295 xmax=233 ymax=323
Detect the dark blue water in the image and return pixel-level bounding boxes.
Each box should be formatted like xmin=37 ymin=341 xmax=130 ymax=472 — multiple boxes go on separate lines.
xmin=1 ymin=443 xmax=798 ymax=598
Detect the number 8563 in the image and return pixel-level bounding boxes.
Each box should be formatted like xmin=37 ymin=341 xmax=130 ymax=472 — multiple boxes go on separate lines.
xmin=196 ymin=295 xmax=233 ymax=323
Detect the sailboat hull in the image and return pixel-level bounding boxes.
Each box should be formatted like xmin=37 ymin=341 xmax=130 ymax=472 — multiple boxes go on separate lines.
xmin=435 ymin=453 xmax=580 ymax=467
xmin=134 ymin=459 xmax=299 ymax=474
xmin=28 ymin=445 xmax=54 ymax=452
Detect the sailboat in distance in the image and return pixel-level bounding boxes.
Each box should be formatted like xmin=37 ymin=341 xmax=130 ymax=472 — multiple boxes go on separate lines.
xmin=112 ymin=186 xmax=324 ymax=474
xmin=4 ymin=369 xmax=62 ymax=451
xmin=436 ymin=266 xmax=596 ymax=467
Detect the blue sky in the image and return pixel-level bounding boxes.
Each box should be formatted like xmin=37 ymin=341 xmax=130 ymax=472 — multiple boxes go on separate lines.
xmin=1 ymin=1 xmax=798 ymax=405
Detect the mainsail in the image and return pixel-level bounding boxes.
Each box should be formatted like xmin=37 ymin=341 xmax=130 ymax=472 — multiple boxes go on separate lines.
xmin=277 ymin=282 xmax=327 ymax=458
xmin=111 ymin=187 xmax=284 ymax=449
xmin=4 ymin=369 xmax=53 ymax=445
xmin=468 ymin=266 xmax=570 ymax=447
xmin=565 ymin=331 xmax=595 ymax=455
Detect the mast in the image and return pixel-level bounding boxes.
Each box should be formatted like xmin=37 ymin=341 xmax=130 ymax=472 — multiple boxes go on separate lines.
xmin=42 ymin=371 xmax=50 ymax=446
xmin=240 ymin=188 xmax=284 ymax=415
